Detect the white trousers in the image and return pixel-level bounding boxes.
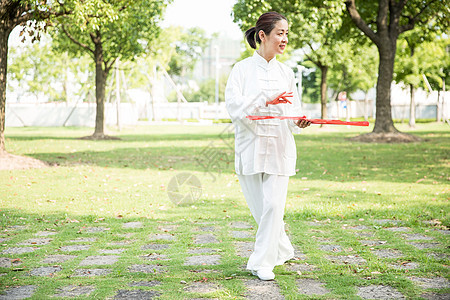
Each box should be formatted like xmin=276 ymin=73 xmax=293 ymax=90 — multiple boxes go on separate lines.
xmin=238 ymin=173 xmax=294 ymax=271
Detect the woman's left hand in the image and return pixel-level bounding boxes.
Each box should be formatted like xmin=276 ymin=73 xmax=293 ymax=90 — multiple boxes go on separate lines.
xmin=296 ymin=119 xmax=311 ymax=128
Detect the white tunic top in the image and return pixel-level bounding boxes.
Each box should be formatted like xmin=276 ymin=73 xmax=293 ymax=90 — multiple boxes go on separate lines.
xmin=225 ymin=51 xmax=302 ymax=176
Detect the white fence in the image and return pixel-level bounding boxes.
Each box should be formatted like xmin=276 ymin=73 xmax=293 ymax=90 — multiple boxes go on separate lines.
xmin=5 ymin=100 xmax=448 ymax=127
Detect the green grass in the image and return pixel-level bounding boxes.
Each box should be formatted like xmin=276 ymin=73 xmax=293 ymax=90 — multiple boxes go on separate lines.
xmin=0 ymin=123 xmax=448 ymax=299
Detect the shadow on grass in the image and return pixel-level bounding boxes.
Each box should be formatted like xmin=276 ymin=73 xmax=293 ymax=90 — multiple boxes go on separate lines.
xmin=25 ymin=131 xmax=449 ymax=185
xmin=286 ymin=187 xmax=448 ymax=225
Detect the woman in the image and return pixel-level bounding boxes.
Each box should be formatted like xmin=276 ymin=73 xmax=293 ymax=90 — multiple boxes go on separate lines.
xmin=225 ymin=11 xmax=311 ymax=281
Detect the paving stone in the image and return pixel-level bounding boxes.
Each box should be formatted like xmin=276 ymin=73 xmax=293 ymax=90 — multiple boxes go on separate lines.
xmin=83 ymin=226 xmax=110 ymax=233
xmin=149 ymin=233 xmax=175 ymax=241
xmin=184 ymin=281 xmax=221 ymax=293
xmin=189 ymin=269 xmax=221 ymax=274
xmin=435 ymin=229 xmax=450 ymax=235
xmin=0 ymin=285 xmax=36 ymax=299
xmin=35 ymin=231 xmax=58 ymax=236
xmin=117 ymin=233 xmax=136 ymax=238
xmin=184 ymin=255 xmax=221 ymax=266
xmin=296 ymin=278 xmax=330 ymax=295
xmin=69 ymin=237 xmax=97 ymax=243
xmin=420 ymin=292 xmax=450 ymax=300
xmin=108 ymin=240 xmax=135 ymax=246
xmin=128 ymin=281 xmax=162 ymax=287
xmin=113 ymin=290 xmax=161 ymax=299
xmin=346 ymin=225 xmax=371 ymax=230
xmin=194 ymin=234 xmax=219 ymax=244
xmin=73 ymin=268 xmax=111 ymax=276
xmin=354 ymin=232 xmax=376 ymax=238
xmin=18 ymin=238 xmax=52 ymax=245
xmin=0 ymin=237 xmax=10 ymax=243
xmin=359 ymin=240 xmax=388 ymax=246
xmin=326 ymin=255 xmax=367 ymax=265
xmin=293 ymin=248 xmax=307 ymax=260
xmin=128 ymin=264 xmax=167 ymax=274
xmin=372 ymin=219 xmax=402 ymax=225
xmin=98 ymin=249 xmax=125 ymax=254
xmin=188 ymin=248 xmax=219 ymax=254
xmin=29 ymin=266 xmax=62 ymax=276
xmin=285 ymin=263 xmax=318 ymax=273
xmin=41 ymin=254 xmax=77 ymax=264
xmin=196 ymin=226 xmax=216 ymax=232
xmin=60 ymin=244 xmax=91 ymax=252
xmin=141 ymin=243 xmax=170 ymax=251
xmin=53 ymin=285 xmax=95 ymax=297
xmin=6 ymin=225 xmax=28 ymax=231
xmin=2 ymin=247 xmax=36 ymax=254
xmin=141 ymin=253 xmax=168 ymax=261
xmin=427 ymin=252 xmax=450 ymax=261
xmin=372 ymin=249 xmax=404 ymax=259
xmin=0 ymin=257 xmax=22 ymax=268
xmin=244 ymin=279 xmax=284 ymax=300
xmin=422 ymin=220 xmax=442 ymax=226
xmin=232 ymin=231 xmax=253 ymax=239
xmin=230 ymin=221 xmax=253 ymax=229
xmin=407 ymin=242 xmax=441 ymax=249
xmin=79 ymin=255 xmax=119 ymax=266
xmin=357 ymin=285 xmax=405 ymax=299
xmin=307 ymin=221 xmax=324 ymax=227
xmin=408 ymin=276 xmax=450 ymax=289
xmin=122 ymin=221 xmax=143 ymax=228
xmin=319 ymin=244 xmax=343 ymax=252
xmin=158 ymin=225 xmax=178 ymax=232
xmin=389 ymin=262 xmax=419 ymax=270
xmin=384 ymin=227 xmax=411 ymax=232
xmin=234 ymin=241 xmax=254 ymax=257
xmin=402 ymin=233 xmax=434 ymax=240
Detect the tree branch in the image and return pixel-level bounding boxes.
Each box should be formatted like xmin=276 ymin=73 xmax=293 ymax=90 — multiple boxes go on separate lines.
xmin=345 ymin=0 xmax=380 ymax=45
xmin=398 ymin=0 xmax=439 ymax=34
xmin=61 ymin=25 xmax=94 ymax=54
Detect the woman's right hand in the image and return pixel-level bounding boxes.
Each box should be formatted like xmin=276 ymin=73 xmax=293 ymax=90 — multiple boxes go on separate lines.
xmin=266 ymin=91 xmax=293 ymax=106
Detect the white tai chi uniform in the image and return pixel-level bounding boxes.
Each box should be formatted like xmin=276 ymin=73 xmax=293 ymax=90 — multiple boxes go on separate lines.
xmin=225 ymin=51 xmax=302 ymax=272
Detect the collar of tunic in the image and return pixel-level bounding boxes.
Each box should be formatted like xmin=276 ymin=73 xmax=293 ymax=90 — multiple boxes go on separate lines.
xmin=253 ymin=51 xmax=277 ymax=71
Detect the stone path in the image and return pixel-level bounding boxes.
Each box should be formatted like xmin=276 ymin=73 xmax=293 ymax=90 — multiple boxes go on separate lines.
xmin=0 ymin=219 xmax=448 ymax=299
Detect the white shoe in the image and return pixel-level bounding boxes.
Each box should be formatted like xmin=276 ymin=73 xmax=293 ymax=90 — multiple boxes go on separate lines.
xmin=251 ymin=269 xmax=275 ymax=281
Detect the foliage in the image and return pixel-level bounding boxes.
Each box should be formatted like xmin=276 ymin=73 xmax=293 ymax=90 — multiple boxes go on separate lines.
xmin=7 ymin=36 xmax=94 ymax=102
xmin=167 ymin=27 xmax=209 ymax=78
xmin=327 ymin=43 xmax=378 ymax=98
xmin=395 ymin=34 xmax=449 ymax=91
xmin=51 ymin=0 xmax=169 ymax=65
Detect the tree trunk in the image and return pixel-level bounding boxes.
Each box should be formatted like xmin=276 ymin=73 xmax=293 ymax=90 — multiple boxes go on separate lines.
xmin=0 ymin=26 xmax=12 ymax=153
xmin=373 ymin=44 xmax=398 ymax=133
xmin=364 ymin=91 xmax=369 ymax=121
xmin=93 ymin=36 xmax=107 ymax=138
xmin=409 ymin=84 xmax=416 ymax=128
xmin=320 ymin=65 xmax=328 ymax=119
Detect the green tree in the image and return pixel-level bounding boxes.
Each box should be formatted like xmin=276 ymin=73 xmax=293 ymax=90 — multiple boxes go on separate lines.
xmin=0 ymin=0 xmax=68 ymax=152
xmin=167 ymin=27 xmax=209 ymax=79
xmin=8 ymin=40 xmax=95 ymax=103
xmin=345 ymin=0 xmax=449 ymax=137
xmin=328 ymin=43 xmax=378 ymax=120
xmin=52 ymin=0 xmax=170 ymax=139
xmin=395 ymin=30 xmax=448 ymax=127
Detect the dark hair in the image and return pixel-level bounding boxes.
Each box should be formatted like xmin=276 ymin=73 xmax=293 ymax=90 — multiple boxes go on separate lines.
xmin=245 ymin=12 xmax=288 ymax=49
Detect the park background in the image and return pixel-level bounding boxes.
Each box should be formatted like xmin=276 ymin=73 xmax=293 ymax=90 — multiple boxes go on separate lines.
xmin=0 ymin=0 xmax=449 ymax=299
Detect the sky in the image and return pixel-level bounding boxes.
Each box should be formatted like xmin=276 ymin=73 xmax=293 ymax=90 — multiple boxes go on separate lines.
xmin=161 ymin=0 xmax=243 ymax=40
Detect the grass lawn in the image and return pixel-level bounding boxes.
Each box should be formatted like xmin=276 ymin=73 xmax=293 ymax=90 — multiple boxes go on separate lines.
xmin=0 ymin=123 xmax=448 ymax=299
